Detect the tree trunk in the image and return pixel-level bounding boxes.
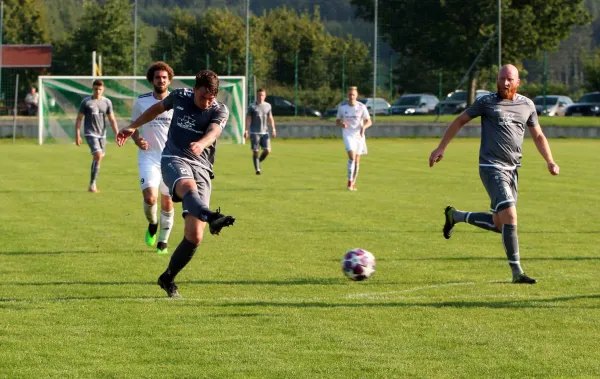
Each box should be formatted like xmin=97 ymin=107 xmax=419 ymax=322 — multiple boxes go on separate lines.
xmin=467 ymin=70 xmax=478 ymax=106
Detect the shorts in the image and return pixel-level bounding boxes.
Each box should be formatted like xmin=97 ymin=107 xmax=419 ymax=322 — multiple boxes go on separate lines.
xmin=161 ymin=156 xmax=212 ymax=205
xmin=479 ymin=166 xmax=518 ymax=213
xmin=138 ymin=152 xmax=169 ymax=196
xmin=250 ymin=133 xmax=271 ymax=152
xmin=85 ymin=136 xmax=105 ymax=156
xmin=343 ymin=133 xmax=367 ymax=155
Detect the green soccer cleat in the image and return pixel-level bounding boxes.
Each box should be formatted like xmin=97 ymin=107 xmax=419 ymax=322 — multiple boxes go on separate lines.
xmin=156 ymin=242 xmax=169 ymax=255
xmin=443 ymin=206 xmax=456 ymax=240
xmin=512 ymin=273 xmax=538 ymax=284
xmin=145 ymin=227 xmax=157 ymax=247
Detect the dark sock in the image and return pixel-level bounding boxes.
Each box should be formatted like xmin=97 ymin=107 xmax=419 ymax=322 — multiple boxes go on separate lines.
xmin=148 ymin=223 xmax=158 ymax=237
xmin=502 ymin=224 xmax=524 ymax=278
xmin=454 ymin=211 xmax=500 ymax=233
xmin=253 ymin=155 xmax=260 ymax=171
xmin=90 ymin=160 xmax=100 ymax=184
xmin=259 ymin=151 xmax=268 ymax=162
xmin=182 ymin=191 xmax=215 ymax=222
xmin=164 ymin=237 xmax=199 ymax=281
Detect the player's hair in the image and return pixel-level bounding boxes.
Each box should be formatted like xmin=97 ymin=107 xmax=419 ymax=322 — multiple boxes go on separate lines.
xmin=348 ymin=86 xmax=358 ymax=92
xmin=92 ymin=79 xmax=104 ymax=87
xmin=194 ymin=70 xmax=219 ymax=95
xmin=257 ymin=88 xmax=266 ymax=94
xmin=146 ymin=61 xmax=174 ymax=83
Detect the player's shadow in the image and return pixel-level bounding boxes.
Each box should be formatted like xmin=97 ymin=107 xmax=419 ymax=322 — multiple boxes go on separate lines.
xmin=0 ymin=250 xmax=150 ymax=256
xmin=4 ymin=278 xmax=342 ymax=287
xmin=401 ymin=257 xmax=600 ymax=262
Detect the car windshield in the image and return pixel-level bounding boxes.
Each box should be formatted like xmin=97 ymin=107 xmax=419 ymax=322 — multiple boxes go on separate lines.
xmin=446 ymin=92 xmax=467 ymax=101
xmin=394 ymin=96 xmax=420 ymax=106
xmin=533 ymin=97 xmax=558 ymax=105
xmin=578 ymin=93 xmax=600 ymax=103
xmin=358 ymin=98 xmax=369 ymax=105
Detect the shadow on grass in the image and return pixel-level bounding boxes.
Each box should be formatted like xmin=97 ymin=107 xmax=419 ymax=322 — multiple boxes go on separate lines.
xmin=5 ymin=278 xmax=343 ymax=287
xmin=0 ymin=250 xmax=150 ymax=256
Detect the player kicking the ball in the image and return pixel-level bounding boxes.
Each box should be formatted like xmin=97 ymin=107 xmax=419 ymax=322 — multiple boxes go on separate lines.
xmin=130 ymin=62 xmax=175 ymax=254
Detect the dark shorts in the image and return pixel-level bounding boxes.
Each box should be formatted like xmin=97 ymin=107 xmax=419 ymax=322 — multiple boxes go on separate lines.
xmin=479 ymin=166 xmax=518 ymax=213
xmin=85 ymin=136 xmax=105 ymax=156
xmin=161 ymin=156 xmax=212 ymax=204
xmin=250 ymin=133 xmax=271 ymax=152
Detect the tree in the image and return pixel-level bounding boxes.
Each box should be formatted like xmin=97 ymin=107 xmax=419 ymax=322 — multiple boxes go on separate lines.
xmin=351 ymin=0 xmax=591 ymax=100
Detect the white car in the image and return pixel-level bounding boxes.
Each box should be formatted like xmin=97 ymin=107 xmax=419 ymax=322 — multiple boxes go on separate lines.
xmin=358 ymin=97 xmax=391 ymax=115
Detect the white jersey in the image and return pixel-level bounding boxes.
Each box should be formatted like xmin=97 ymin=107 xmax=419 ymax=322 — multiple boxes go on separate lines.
xmin=131 ymin=92 xmax=173 ymax=154
xmin=336 ymin=102 xmax=371 ymax=137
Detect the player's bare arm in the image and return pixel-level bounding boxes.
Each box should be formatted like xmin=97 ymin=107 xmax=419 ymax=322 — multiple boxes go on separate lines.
xmin=360 ymin=118 xmax=373 ymax=136
xmin=189 ymin=123 xmax=223 ymax=156
xmin=529 ymin=124 xmax=560 ymax=175
xmin=75 ymin=113 xmax=84 ymax=146
xmin=244 ymin=115 xmax=251 ymax=140
xmin=429 ymin=112 xmax=473 ymax=167
xmin=269 ymin=114 xmax=276 ymax=138
xmin=108 ymin=113 xmax=119 ymax=139
xmin=117 ymin=101 xmax=166 ymax=146
xmin=131 ymin=129 xmax=149 ymax=150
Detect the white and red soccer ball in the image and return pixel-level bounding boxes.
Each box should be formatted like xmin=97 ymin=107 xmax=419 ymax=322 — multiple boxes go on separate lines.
xmin=341 ymin=248 xmax=376 ymax=281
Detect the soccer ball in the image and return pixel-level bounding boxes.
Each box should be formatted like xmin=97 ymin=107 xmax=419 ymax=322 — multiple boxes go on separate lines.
xmin=341 ymin=248 xmax=376 ymax=281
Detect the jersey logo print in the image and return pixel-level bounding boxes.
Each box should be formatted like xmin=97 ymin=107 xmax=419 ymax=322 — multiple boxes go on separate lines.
xmin=498 ymin=112 xmax=515 ymax=127
xmin=177 ymin=115 xmax=201 ymax=133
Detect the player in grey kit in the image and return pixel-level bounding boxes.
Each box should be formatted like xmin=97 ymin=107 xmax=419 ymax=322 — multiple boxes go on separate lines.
xmin=75 ymin=79 xmax=119 ymax=192
xmin=244 ymin=88 xmax=276 ymax=174
xmin=429 ymin=64 xmax=560 ymax=284
xmin=117 ymin=70 xmax=236 ymax=297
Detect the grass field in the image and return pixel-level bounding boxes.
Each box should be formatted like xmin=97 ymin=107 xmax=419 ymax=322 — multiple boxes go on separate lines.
xmin=1 ymin=138 xmax=600 ymax=378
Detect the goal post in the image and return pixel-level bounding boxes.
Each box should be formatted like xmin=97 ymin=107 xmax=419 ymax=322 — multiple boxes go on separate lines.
xmin=37 ymin=75 xmax=246 ymax=145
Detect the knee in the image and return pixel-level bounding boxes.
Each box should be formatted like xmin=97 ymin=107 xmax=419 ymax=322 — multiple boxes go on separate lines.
xmin=144 ymin=193 xmax=158 ymax=206
xmin=184 ymin=229 xmax=203 ymax=245
xmin=263 ymin=150 xmax=270 ymax=155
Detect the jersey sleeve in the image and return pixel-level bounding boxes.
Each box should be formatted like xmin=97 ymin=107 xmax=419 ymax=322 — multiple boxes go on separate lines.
xmin=526 ymin=101 xmax=539 ymax=127
xmin=336 ymin=105 xmax=343 ymax=119
xmin=78 ymin=99 xmax=86 ymax=115
xmin=362 ymin=104 xmax=371 ymax=121
xmin=212 ymin=104 xmax=230 ymax=130
xmin=246 ymin=105 xmax=254 ymax=117
xmin=465 ymin=96 xmax=485 ymax=118
xmin=267 ymin=104 xmax=273 ymax=118
xmin=131 ymin=99 xmax=142 ymax=121
xmin=106 ymin=99 xmax=114 ymax=115
xmin=162 ymin=90 xmax=178 ymax=111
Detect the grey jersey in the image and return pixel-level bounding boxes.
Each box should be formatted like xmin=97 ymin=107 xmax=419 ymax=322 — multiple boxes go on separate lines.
xmin=162 ymin=88 xmax=229 ymax=171
xmin=247 ymin=102 xmax=272 ymax=134
xmin=79 ymin=96 xmax=114 ymax=138
xmin=466 ymin=93 xmax=538 ymax=169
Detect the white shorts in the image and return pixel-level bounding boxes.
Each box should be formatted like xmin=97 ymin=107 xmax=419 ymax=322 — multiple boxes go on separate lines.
xmin=343 ymin=134 xmax=368 ymax=155
xmin=138 ymin=151 xmax=169 ymax=195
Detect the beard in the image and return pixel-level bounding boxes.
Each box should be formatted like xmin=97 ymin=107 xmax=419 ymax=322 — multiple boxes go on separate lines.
xmin=154 ymin=85 xmax=167 ymax=94
xmin=497 ymin=84 xmax=517 ymax=99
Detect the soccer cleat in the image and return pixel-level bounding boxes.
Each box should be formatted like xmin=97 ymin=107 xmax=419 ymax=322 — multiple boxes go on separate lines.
xmin=256 ymin=170 xmax=261 ymax=175
xmin=347 ymin=186 xmax=357 ymax=191
xmin=156 ymin=241 xmax=169 ymax=255
xmin=145 ymin=229 xmax=157 ymax=247
xmin=88 ymin=183 xmax=98 ymax=193
xmin=443 ymin=206 xmax=456 ymax=240
xmin=208 ymin=207 xmax=236 ymax=235
xmin=157 ymin=273 xmax=180 ymax=298
xmin=512 ymin=273 xmax=538 ymax=284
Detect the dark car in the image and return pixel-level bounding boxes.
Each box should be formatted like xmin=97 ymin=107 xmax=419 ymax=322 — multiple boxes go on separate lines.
xmin=323 ymin=100 xmax=347 ymax=118
xmin=564 ymin=92 xmax=600 ymax=116
xmin=436 ymin=90 xmax=491 ymax=114
xmin=265 ymin=95 xmax=321 ymax=117
xmin=389 ymin=94 xmax=439 ymax=115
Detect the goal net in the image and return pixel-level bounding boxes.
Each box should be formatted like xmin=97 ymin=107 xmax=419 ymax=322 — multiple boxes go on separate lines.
xmin=37 ymin=76 xmax=246 ymax=145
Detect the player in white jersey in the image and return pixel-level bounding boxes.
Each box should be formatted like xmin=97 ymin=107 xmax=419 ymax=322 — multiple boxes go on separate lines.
xmin=131 ymin=62 xmax=175 ymax=254
xmin=336 ymin=86 xmax=372 ymax=190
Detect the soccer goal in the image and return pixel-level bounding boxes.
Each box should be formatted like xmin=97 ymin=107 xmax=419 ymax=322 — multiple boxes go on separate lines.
xmin=37 ymin=75 xmax=246 ymax=145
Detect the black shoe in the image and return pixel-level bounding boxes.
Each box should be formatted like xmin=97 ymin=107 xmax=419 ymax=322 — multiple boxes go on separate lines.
xmin=256 ymin=170 xmax=261 ymax=175
xmin=157 ymin=273 xmax=180 ymax=298
xmin=512 ymin=273 xmax=537 ymax=284
xmin=443 ymin=206 xmax=456 ymax=240
xmin=208 ymin=207 xmax=236 ymax=235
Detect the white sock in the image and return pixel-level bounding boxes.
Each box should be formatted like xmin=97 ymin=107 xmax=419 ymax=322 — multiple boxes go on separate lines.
xmin=347 ymin=159 xmax=355 ymax=183
xmin=143 ymin=201 xmax=158 ymax=224
xmin=158 ymin=209 xmax=175 ymax=244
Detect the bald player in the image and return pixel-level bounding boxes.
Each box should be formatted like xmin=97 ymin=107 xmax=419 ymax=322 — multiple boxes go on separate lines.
xmin=429 ymin=64 xmax=560 ymax=284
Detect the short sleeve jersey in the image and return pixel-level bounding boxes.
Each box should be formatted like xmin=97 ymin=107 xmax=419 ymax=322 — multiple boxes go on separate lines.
xmin=79 ymin=96 xmax=113 ymax=138
xmin=247 ymin=102 xmax=272 ymax=134
xmin=162 ymin=88 xmax=229 ymax=171
xmin=131 ymin=92 xmax=173 ymax=153
xmin=336 ymin=102 xmax=371 ymax=137
xmin=465 ymin=93 xmax=538 ymax=169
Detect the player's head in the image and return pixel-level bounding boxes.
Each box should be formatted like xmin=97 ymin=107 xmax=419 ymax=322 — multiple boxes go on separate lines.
xmin=256 ymin=88 xmax=266 ymax=103
xmin=92 ymin=79 xmax=104 ymax=99
xmin=147 ymin=61 xmax=174 ymax=94
xmin=194 ymin=70 xmax=219 ymax=109
xmin=347 ymin=86 xmax=358 ymax=104
xmin=497 ymin=64 xmax=520 ymax=100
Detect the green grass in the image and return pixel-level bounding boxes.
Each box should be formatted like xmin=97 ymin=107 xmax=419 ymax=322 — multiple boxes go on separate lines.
xmin=1 ymin=139 xmax=600 ymax=378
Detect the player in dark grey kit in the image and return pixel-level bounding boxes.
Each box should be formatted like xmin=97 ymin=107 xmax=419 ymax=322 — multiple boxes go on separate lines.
xmin=117 ymin=70 xmax=236 ymax=298
xmin=75 ymin=79 xmax=119 ymax=192
xmin=429 ymin=64 xmax=560 ymax=284
xmin=244 ymin=88 xmax=276 ymax=174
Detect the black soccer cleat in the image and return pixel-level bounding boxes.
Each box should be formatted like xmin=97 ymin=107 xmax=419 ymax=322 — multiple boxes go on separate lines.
xmin=443 ymin=206 xmax=456 ymax=240
xmin=512 ymin=273 xmax=538 ymax=284
xmin=157 ymin=273 xmax=180 ymax=298
xmin=208 ymin=207 xmax=236 ymax=235
xmin=256 ymin=170 xmax=261 ymax=175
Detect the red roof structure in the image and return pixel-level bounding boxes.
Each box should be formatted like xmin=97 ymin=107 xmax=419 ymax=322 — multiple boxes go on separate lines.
xmin=1 ymin=45 xmax=52 ymax=68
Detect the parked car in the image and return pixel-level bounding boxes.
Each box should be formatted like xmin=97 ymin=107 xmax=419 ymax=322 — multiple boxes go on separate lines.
xmin=323 ymin=100 xmax=347 ymax=118
xmin=532 ymin=95 xmax=573 ymax=116
xmin=564 ymin=92 xmax=600 ymax=116
xmin=265 ymin=95 xmax=322 ymax=117
xmin=436 ymin=90 xmax=491 ymax=114
xmin=389 ymin=94 xmax=439 ymax=115
xmin=358 ymin=97 xmax=391 ymax=115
